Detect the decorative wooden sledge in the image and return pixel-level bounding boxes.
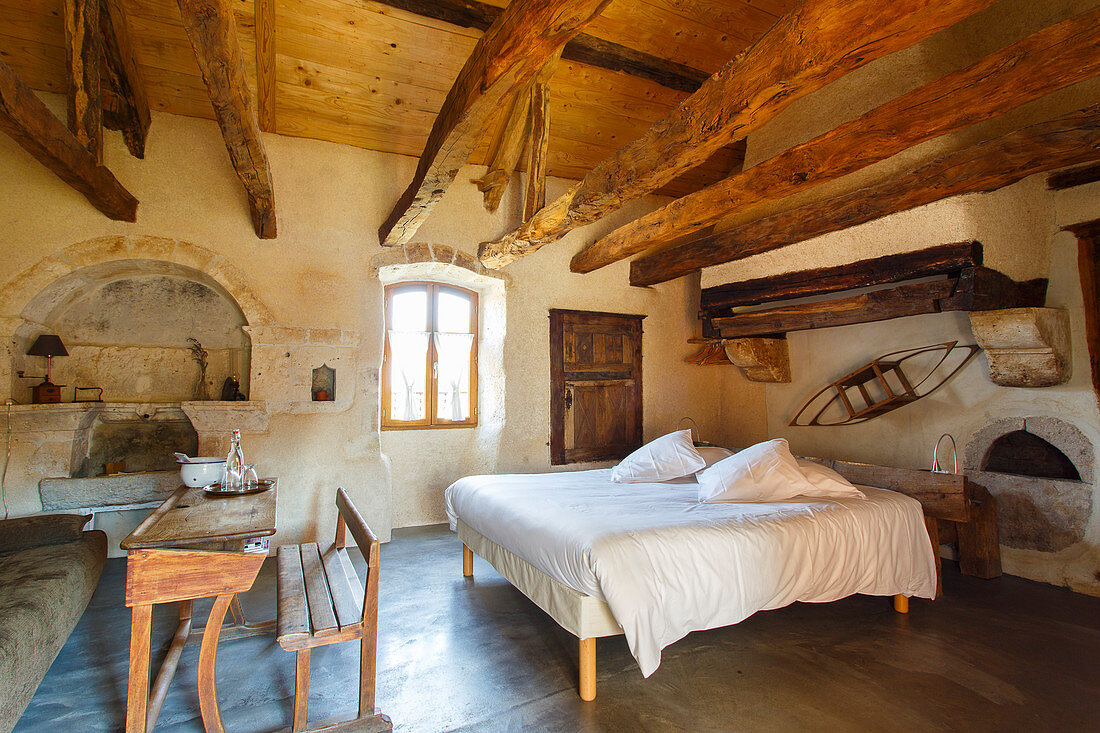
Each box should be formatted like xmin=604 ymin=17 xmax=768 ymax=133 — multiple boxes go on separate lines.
xmin=790 ymin=341 xmax=979 ymax=426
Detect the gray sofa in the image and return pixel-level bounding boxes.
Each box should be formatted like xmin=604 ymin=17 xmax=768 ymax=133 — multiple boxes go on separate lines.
xmin=0 ymin=514 xmax=107 ymax=732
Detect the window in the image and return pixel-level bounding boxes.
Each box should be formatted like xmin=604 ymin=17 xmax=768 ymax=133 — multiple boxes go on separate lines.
xmin=382 ymin=282 xmax=478 ymax=429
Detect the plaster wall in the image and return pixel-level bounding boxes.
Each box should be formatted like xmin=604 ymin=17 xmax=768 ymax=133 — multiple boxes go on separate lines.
xmin=0 ymin=97 xmax=761 ymax=551
xmin=702 ymin=0 xmax=1100 ymax=593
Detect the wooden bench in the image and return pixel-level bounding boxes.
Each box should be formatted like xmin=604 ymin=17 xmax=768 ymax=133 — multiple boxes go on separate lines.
xmin=276 ymin=488 xmax=391 ymax=732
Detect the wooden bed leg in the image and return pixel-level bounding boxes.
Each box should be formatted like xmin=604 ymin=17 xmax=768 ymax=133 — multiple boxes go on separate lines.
xmin=579 ymin=637 xmax=596 ymax=701
xmin=893 ymin=594 xmax=909 ymax=614
xmin=462 ymin=544 xmax=473 ymax=577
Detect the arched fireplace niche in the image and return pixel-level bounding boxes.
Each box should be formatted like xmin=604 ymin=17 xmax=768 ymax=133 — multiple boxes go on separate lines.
xmin=965 ymin=417 xmax=1093 ymax=553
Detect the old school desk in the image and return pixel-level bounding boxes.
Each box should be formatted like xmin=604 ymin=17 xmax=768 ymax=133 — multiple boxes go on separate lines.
xmin=121 ymin=482 xmax=277 ymax=732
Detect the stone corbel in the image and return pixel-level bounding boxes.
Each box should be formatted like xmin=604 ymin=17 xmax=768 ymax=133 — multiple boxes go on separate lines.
xmin=181 ymin=400 xmax=269 ymax=455
xmin=722 ymin=337 xmax=791 ymax=383
xmin=968 ymin=307 xmax=1070 ymax=387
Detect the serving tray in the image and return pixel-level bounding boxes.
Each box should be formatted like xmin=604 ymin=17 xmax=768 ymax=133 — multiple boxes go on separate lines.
xmin=203 ymin=478 xmax=276 ymax=496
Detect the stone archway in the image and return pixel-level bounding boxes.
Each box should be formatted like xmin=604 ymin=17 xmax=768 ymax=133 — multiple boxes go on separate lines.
xmin=1 ymin=235 xmax=274 ymax=402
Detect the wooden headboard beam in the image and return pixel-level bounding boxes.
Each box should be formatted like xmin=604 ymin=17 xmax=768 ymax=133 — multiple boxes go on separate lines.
xmin=815 ymin=458 xmax=971 ymax=523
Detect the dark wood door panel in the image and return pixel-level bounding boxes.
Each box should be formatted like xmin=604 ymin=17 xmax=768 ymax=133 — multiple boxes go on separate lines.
xmin=550 ymin=309 xmax=645 ymax=465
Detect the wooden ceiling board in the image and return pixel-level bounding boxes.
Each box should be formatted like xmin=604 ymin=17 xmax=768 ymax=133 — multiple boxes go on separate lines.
xmin=0 ymin=0 xmax=786 ymax=196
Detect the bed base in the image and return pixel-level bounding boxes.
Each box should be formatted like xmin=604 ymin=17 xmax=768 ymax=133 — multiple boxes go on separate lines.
xmin=459 ymin=527 xmax=911 ymax=701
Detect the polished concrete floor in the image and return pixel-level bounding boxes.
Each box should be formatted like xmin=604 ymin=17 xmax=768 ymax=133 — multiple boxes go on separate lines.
xmin=15 ymin=524 xmax=1100 ymax=732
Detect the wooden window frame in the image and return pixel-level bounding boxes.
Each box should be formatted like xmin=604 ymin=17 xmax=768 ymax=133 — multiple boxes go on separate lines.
xmin=382 ymin=282 xmax=479 ymax=430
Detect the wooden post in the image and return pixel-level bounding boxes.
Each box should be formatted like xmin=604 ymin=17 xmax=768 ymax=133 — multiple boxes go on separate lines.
xmin=579 ymin=637 xmax=596 ymax=701
xmin=63 ymin=0 xmax=102 ymax=161
xmin=925 ymin=514 xmax=943 ymax=600
xmin=462 ymin=544 xmax=473 ymax=577
xmin=958 ymin=484 xmax=1003 ymax=578
xmin=293 ymin=648 xmax=311 ymax=731
xmin=125 ymin=604 xmax=152 ymax=733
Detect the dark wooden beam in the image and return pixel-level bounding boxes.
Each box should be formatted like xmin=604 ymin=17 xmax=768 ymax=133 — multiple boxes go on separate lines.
xmin=0 ymin=57 xmax=136 ymax=220
xmin=255 ymin=0 xmax=276 ymax=133
xmin=375 ymin=0 xmax=708 ymax=93
xmin=631 ymin=104 xmax=1100 ymax=287
xmin=1047 ymin=162 xmax=1100 ymax=190
xmin=177 ymin=0 xmax=277 ymax=239
xmin=378 ymin=0 xmax=611 ymax=247
xmin=701 ymin=242 xmax=983 ymax=312
xmin=575 ymin=7 xmax=1100 ymax=273
xmin=711 ymin=267 xmax=1046 ymax=338
xmin=1067 ymin=219 xmax=1100 ymax=405
xmin=478 ymin=0 xmax=999 ymax=269
xmin=63 ymin=0 xmax=101 ymax=161
xmin=100 ymin=0 xmax=150 ymax=158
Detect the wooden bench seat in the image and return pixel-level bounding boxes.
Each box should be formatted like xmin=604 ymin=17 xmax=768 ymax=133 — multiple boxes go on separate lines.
xmin=275 ymin=488 xmax=391 ymax=732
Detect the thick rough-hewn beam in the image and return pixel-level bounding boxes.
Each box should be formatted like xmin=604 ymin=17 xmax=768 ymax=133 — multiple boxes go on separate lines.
xmin=0 ymin=57 xmax=136 ymax=220
xmin=478 ymin=0 xmax=999 ymax=269
xmin=177 ymin=0 xmax=277 ymax=239
xmin=630 ymin=104 xmax=1100 ymax=286
xmin=378 ymin=0 xmax=611 ymax=247
xmin=473 ymin=83 xmax=534 ymax=213
xmin=1048 ymin=162 xmax=1100 ymax=190
xmin=524 ymin=71 xmax=552 ymax=222
xmin=100 ymin=0 xmax=151 ymax=159
xmin=63 ymin=0 xmax=101 ymax=161
xmin=374 ymin=0 xmax=708 ymax=93
xmin=575 ymin=7 xmax=1100 ymax=273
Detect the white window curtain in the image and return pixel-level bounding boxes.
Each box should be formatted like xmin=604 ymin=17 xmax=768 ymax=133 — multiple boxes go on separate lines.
xmin=388 ymin=330 xmax=429 ymax=420
xmin=434 ymin=332 xmax=474 ymax=421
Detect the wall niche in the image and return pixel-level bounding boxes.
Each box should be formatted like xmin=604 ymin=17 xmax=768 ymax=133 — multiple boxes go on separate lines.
xmin=11 ymin=260 xmax=251 ymax=404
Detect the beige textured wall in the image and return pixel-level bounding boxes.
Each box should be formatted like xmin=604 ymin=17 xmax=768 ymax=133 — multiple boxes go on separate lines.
xmin=702 ymin=0 xmax=1100 ymax=594
xmin=0 ymin=96 xmax=759 ymax=549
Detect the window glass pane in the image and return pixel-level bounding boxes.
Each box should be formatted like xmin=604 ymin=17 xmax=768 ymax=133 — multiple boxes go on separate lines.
xmin=435 ymin=333 xmax=473 ymax=421
xmin=388 ymin=330 xmax=428 ymax=421
xmin=436 ymin=288 xmax=472 ymax=333
xmin=391 ymin=287 xmax=428 ymax=331
xmin=388 ymin=287 xmax=429 ymax=422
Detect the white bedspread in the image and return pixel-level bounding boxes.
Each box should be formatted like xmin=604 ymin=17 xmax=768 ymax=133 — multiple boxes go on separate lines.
xmin=445 ymin=469 xmax=937 ymax=677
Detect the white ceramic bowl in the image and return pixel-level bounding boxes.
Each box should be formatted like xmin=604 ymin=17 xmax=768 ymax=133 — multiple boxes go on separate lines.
xmin=180 ymin=458 xmax=225 ymax=487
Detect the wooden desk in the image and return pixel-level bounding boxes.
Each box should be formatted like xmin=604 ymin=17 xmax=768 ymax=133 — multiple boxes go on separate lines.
xmin=122 ymin=483 xmax=278 ymax=733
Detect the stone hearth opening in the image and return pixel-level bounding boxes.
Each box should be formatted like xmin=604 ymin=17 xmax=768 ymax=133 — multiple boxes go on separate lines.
xmin=75 ymin=410 xmax=198 ymax=478
xmin=981 ymin=430 xmax=1082 ymax=481
xmin=966 ymin=417 xmax=1093 ymax=553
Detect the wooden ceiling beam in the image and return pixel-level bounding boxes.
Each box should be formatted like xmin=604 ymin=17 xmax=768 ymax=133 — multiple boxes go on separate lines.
xmin=0 ymin=57 xmax=136 ymax=220
xmin=1048 ymin=163 xmax=1100 ymax=190
xmin=630 ymin=104 xmax=1100 ymax=287
xmin=100 ymin=0 xmax=151 ymax=158
xmin=523 ymin=66 xmax=553 ymax=222
xmin=477 ymin=0 xmax=1000 ymax=270
xmin=177 ymin=0 xmax=277 ymax=239
xmin=374 ymin=0 xmax=708 ymax=93
xmin=574 ymin=7 xmax=1100 ymax=274
xmin=378 ymin=0 xmax=610 ymax=247
xmin=63 ymin=0 xmax=102 ymax=162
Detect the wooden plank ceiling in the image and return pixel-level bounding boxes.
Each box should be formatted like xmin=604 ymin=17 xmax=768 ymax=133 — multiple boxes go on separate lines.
xmin=0 ymin=0 xmax=796 ymax=197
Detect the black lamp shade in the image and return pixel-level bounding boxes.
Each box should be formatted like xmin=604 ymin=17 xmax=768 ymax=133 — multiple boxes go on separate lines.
xmin=27 ymin=334 xmax=68 ymax=357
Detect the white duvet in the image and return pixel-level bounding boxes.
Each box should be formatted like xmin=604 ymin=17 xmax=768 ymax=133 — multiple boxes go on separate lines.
xmin=445 ymin=468 xmax=937 ymax=677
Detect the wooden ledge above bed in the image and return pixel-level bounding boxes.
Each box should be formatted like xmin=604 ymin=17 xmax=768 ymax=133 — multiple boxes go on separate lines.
xmin=701 ymin=243 xmax=1047 ymax=339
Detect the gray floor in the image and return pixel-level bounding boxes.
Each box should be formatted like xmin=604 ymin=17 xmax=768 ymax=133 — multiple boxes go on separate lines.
xmin=15 ymin=524 xmax=1100 ymax=732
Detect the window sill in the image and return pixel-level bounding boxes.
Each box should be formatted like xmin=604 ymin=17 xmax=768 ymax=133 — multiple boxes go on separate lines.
xmin=381 ymin=422 xmax=479 ymax=431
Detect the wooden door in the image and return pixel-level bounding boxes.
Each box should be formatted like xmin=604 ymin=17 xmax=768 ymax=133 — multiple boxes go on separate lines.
xmin=550 ymin=309 xmax=644 ymax=465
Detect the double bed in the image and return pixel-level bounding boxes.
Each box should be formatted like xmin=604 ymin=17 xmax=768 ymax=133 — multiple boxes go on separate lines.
xmin=445 ymin=458 xmax=956 ymax=700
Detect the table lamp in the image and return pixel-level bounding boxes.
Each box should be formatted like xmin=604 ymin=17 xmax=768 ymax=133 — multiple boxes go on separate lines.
xmin=22 ymin=334 xmax=68 ymax=403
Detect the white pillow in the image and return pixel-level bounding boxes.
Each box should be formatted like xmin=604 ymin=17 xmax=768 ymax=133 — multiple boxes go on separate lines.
xmin=697 ymin=439 xmax=811 ymax=503
xmin=611 ymin=430 xmax=706 ymax=483
xmin=796 ymin=459 xmax=867 ymax=500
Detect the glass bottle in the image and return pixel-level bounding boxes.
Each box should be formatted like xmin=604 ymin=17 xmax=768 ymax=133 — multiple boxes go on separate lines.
xmin=224 ymin=429 xmax=245 ymax=488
